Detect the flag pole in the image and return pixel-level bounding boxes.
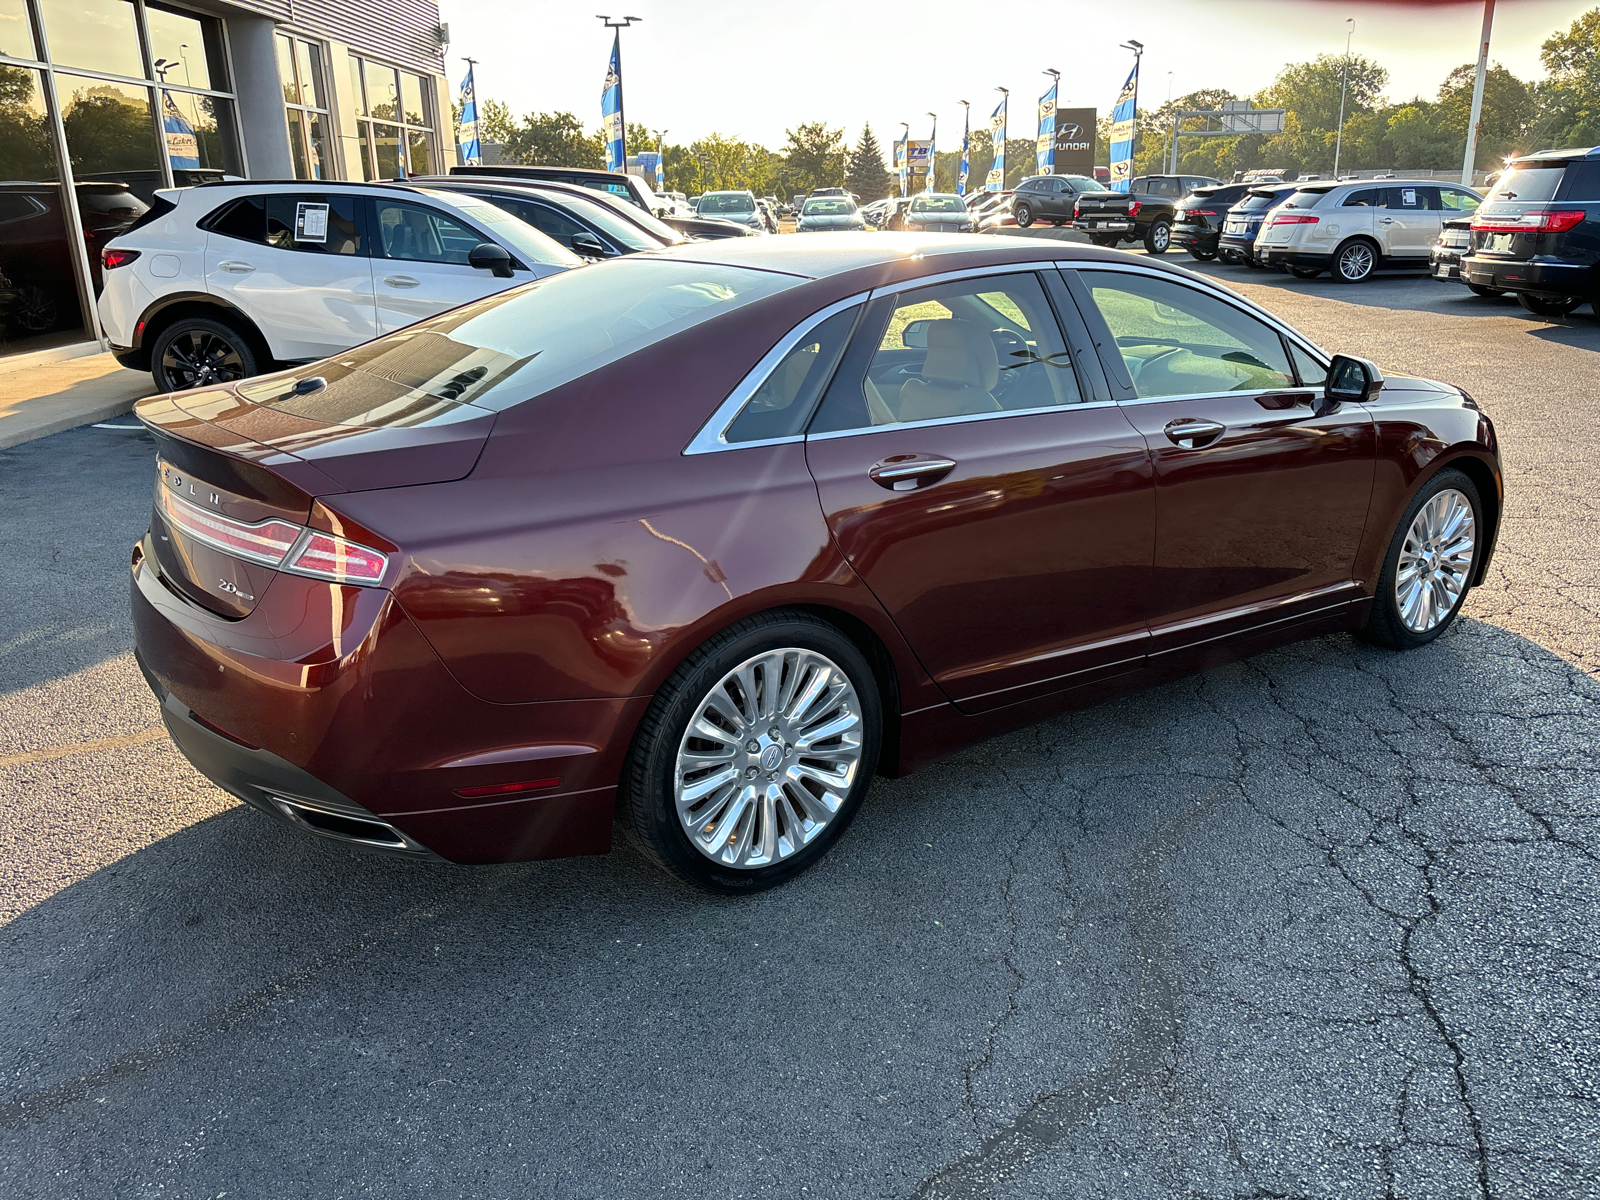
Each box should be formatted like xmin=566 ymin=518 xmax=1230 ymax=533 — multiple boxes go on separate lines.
xmin=597 ymin=15 xmax=641 ymax=172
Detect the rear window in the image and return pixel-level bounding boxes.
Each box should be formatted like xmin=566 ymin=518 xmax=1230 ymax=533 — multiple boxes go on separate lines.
xmin=1488 ymin=166 xmax=1566 ymax=204
xmin=910 ymin=195 xmax=965 ymax=213
xmin=700 ymin=194 xmax=755 ymax=214
xmin=235 ymin=258 xmax=801 ymax=424
xmin=802 ymin=198 xmax=856 ymax=215
xmin=1282 ymin=189 xmax=1330 ymax=210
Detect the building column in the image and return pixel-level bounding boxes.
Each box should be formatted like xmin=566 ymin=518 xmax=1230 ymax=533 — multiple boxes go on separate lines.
xmin=226 ymin=14 xmax=293 ymax=178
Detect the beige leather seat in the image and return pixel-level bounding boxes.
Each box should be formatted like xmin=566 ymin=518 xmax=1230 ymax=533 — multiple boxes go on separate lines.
xmin=896 ymin=318 xmax=1002 ymax=422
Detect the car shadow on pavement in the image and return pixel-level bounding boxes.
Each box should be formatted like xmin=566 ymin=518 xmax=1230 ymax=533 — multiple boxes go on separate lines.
xmin=3 ymin=616 xmax=1597 ymax=1200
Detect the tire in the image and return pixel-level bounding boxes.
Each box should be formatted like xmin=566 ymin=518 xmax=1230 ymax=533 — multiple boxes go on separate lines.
xmin=1090 ymin=235 xmax=1120 ymax=248
xmin=1359 ymin=468 xmax=1483 ymax=651
xmin=1466 ymin=283 xmax=1505 ymax=299
xmin=1014 ymin=203 xmax=1035 ymax=228
xmin=1144 ymin=220 xmax=1172 ymax=254
xmin=1287 ymin=265 xmax=1321 ymax=279
xmin=1331 ymin=238 xmax=1378 ymax=283
xmin=1050 ymin=219 xmax=1064 ymax=228
xmin=1244 ymin=256 xmax=1265 ymax=271
xmin=150 ymin=316 xmax=259 ymax=392
xmin=1516 ymin=291 xmax=1582 ymax=317
xmin=622 ymin=611 xmax=883 ymax=894
xmin=1188 ymin=247 xmax=1217 ymax=261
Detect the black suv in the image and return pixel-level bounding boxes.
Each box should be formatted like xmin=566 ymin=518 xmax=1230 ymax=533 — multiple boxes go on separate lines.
xmin=1460 ymin=146 xmax=1600 ymax=317
xmin=1171 ymin=183 xmax=1253 ymax=260
xmin=1010 ymin=174 xmax=1110 ymax=228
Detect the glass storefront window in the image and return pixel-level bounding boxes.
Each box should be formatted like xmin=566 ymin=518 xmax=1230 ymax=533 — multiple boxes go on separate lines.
xmin=162 ymin=89 xmax=240 ymax=176
xmin=349 ymin=55 xmax=434 ymax=180
xmin=364 ymin=60 xmax=397 ymax=121
xmin=37 ymin=0 xmax=144 ymax=80
xmin=0 ymin=0 xmax=38 ymax=60
xmin=401 ymin=72 xmax=425 ymax=126
xmin=145 ymin=3 xmax=226 ymax=92
xmin=372 ymin=124 xmax=399 ymax=179
xmin=295 ymin=41 xmax=322 ymax=110
xmin=276 ymin=33 xmax=298 ymax=105
xmin=279 ymin=34 xmax=331 ymax=180
xmin=406 ymin=129 xmax=429 ymax=175
xmin=0 ymin=65 xmax=89 ymax=355
xmin=58 ymin=76 xmax=159 ymax=177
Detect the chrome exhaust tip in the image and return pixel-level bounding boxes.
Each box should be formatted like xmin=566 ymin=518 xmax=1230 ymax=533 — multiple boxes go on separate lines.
xmin=263 ymin=794 xmax=425 ymax=854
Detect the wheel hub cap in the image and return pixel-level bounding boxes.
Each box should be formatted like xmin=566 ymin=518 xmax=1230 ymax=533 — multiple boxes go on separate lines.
xmin=1395 ymin=489 xmax=1475 ymax=633
xmin=674 ymin=648 xmax=863 ymax=870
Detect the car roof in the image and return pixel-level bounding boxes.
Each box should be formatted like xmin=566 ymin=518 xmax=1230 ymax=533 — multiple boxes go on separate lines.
xmin=1511 ymin=146 xmax=1600 ymax=164
xmin=644 ymin=230 xmax=1113 ymax=280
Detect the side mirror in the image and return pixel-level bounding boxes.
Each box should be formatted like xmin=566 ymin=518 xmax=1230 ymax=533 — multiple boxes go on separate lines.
xmin=1324 ymin=353 xmax=1384 ymax=409
xmin=901 ymin=319 xmax=931 ymax=349
xmin=467 ymin=241 xmax=515 ymax=278
xmin=569 ymin=232 xmax=608 ymax=258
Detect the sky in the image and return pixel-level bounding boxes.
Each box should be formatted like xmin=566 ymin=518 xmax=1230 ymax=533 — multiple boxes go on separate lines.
xmin=436 ymin=0 xmax=1597 ymax=150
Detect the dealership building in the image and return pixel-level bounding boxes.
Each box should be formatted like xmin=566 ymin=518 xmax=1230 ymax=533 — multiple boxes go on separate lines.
xmin=0 ymin=0 xmax=454 ymax=365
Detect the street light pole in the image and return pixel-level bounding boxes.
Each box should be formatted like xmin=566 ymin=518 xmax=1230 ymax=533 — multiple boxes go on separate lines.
xmin=1461 ymin=0 xmax=1497 ymax=186
xmin=596 ymin=15 xmax=641 ymax=168
xmin=1334 ymin=17 xmax=1353 ymax=179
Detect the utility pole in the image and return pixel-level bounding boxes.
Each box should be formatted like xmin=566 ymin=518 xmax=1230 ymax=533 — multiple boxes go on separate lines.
xmin=1333 ymin=17 xmax=1353 ymax=179
xmin=596 ymin=15 xmax=641 ymax=168
xmin=1461 ymin=0 xmax=1496 ymax=186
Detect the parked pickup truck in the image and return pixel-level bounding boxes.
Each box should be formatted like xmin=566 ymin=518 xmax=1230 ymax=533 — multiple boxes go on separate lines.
xmin=1072 ymin=173 xmax=1223 ymax=254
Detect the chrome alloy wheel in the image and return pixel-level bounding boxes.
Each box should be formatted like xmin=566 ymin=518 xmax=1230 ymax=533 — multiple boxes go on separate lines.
xmin=1338 ymin=241 xmax=1374 ymax=281
xmin=674 ymin=648 xmax=863 ymax=869
xmin=1395 ymin=488 xmax=1476 ymax=633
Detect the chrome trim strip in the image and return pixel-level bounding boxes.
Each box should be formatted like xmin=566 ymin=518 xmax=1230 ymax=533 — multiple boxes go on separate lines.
xmin=1060 ymin=260 xmax=1331 ymax=366
xmin=1150 ymin=582 xmax=1361 ymax=643
xmin=683 ymin=291 xmax=869 ymax=456
xmin=805 ymin=398 xmax=1122 ymax=443
xmin=1114 ymin=387 xmax=1318 ymax=409
xmin=866 ymin=262 xmax=1053 ymax=299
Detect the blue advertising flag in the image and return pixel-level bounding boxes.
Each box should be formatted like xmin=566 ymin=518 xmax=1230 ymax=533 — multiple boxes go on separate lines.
xmin=894 ymin=137 xmax=908 ymax=197
xmin=161 ymin=91 xmax=199 ymax=170
xmin=958 ymin=109 xmax=970 ymax=197
xmin=655 ymin=136 xmax=666 ymax=191
xmin=457 ymin=67 xmax=482 ymax=167
xmin=1108 ymin=64 xmax=1139 ymax=193
xmin=985 ymin=95 xmax=1007 ymax=192
xmin=601 ymin=35 xmax=623 ymax=174
xmin=1037 ymin=82 xmax=1057 ymax=176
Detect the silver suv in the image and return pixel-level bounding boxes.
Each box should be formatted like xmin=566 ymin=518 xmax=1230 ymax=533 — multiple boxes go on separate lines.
xmin=1254 ymin=179 xmax=1483 ymax=282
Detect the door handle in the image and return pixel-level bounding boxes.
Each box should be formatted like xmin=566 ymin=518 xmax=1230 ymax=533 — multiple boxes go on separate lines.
xmin=1379 ymin=217 xmax=1396 ymax=224
xmin=869 ymin=454 xmax=956 ymax=491
xmin=1162 ymin=418 xmax=1226 ymax=449
xmin=217 ymin=260 xmax=254 ymax=274
xmin=383 ymin=275 xmax=421 ymax=288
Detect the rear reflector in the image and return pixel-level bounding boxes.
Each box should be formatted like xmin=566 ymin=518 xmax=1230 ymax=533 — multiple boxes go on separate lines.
xmin=157 ymin=486 xmax=389 ymax=585
xmin=1270 ymin=213 xmax=1320 ymax=226
xmin=454 ymin=778 xmax=561 ymax=800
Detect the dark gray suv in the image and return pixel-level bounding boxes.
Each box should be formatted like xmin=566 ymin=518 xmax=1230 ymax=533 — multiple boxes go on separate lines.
xmin=1011 ymin=175 xmax=1108 ymax=228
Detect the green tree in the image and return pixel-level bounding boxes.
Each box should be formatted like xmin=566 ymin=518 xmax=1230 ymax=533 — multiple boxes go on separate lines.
xmin=502 ymin=110 xmax=604 ymax=168
xmin=1533 ymin=8 xmax=1600 ymax=147
xmin=782 ymin=122 xmax=847 ymax=194
xmin=60 ymin=91 xmax=157 ymax=173
xmin=478 ymin=98 xmax=517 ymax=145
xmin=1385 ymin=104 xmax=1455 ymax=168
xmin=1434 ymin=63 xmax=1534 ymax=166
xmin=845 ymin=124 xmax=892 ymax=200
xmin=1258 ymin=54 xmax=1389 ymax=136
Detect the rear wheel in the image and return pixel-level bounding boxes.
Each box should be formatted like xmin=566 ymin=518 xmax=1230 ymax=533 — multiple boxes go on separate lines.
xmin=1144 ymin=220 xmax=1172 ymax=254
xmin=1517 ymin=291 xmax=1581 ymax=317
xmin=150 ymin=317 xmax=258 ymax=392
xmin=1360 ymin=468 xmax=1482 ymax=651
xmin=1014 ymin=203 xmax=1035 ymax=228
xmin=623 ymin=612 xmax=882 ymax=893
xmin=1331 ymin=238 xmax=1378 ymax=283
xmin=1466 ymin=283 xmax=1506 ymax=298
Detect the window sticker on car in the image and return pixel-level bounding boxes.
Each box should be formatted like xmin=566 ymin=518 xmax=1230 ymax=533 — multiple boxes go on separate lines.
xmin=296 ymin=202 xmax=329 ymax=243
xmin=1401 ymin=188 xmax=1417 ymax=207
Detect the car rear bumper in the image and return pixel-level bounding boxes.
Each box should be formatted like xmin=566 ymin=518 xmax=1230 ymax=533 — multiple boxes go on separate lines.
xmin=130 ymin=532 xmax=638 ymax=864
xmin=1073 ymin=218 xmax=1134 ymax=234
xmin=1217 ymin=233 xmax=1258 ymax=258
xmin=1171 ymin=228 xmax=1219 ymax=250
xmin=1254 ymin=247 xmax=1330 ymax=269
xmin=1430 ymin=246 xmax=1467 ymax=282
xmin=1460 ymin=255 xmax=1596 ymax=298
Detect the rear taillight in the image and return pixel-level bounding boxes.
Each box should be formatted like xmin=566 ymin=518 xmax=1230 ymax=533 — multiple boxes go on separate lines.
xmin=1270 ymin=213 xmax=1319 ymax=226
xmin=1470 ymin=208 xmax=1586 ymax=234
xmin=1074 ymin=201 xmax=1081 ymax=218
xmin=283 ymin=533 xmax=389 ymax=583
xmin=158 ymin=487 xmax=390 ymax=585
xmin=102 ymin=248 xmax=140 ymax=269
xmin=1128 ymin=199 xmax=1142 ymax=217
xmin=1189 ymin=209 xmax=1217 ymax=217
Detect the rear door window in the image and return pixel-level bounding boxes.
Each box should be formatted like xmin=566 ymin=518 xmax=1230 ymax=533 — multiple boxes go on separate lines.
xmin=208 ymin=194 xmax=366 ymax=254
xmin=1343 ymin=189 xmax=1382 ymax=207
xmin=1555 ymin=161 xmax=1600 ymax=201
xmin=1383 ymin=186 xmax=1428 ymax=210
xmin=723 ymin=306 xmax=861 ymax=444
xmin=1439 ymin=187 xmax=1481 ymax=213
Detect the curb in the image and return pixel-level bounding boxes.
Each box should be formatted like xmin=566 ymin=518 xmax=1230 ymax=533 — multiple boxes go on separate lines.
xmin=0 ymin=396 xmax=143 ymax=452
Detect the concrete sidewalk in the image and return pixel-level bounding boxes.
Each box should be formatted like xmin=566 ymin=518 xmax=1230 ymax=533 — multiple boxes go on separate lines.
xmin=0 ymin=354 xmax=155 ymax=450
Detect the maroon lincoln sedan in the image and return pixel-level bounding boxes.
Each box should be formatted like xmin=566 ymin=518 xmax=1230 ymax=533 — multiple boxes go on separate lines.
xmin=131 ymin=234 xmax=1500 ymax=892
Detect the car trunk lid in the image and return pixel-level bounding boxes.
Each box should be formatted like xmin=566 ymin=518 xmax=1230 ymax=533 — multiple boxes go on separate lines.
xmin=1470 ymin=160 xmax=1587 ymax=261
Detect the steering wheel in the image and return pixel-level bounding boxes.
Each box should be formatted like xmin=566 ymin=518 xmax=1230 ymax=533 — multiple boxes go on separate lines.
xmin=988 ymin=329 xmax=1028 ymax=398
xmin=1128 ymin=345 xmax=1183 ymax=384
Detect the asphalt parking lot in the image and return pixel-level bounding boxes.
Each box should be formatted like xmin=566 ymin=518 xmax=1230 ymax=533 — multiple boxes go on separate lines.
xmin=2 ymin=261 xmax=1598 ymax=1199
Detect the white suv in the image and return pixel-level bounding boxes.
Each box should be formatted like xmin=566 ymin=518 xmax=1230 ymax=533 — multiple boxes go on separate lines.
xmin=98 ymin=181 xmax=582 ymax=392
xmin=1253 ymin=179 xmax=1484 ymax=282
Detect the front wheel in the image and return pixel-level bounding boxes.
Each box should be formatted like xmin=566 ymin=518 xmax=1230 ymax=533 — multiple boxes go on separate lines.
xmin=1360 ymin=468 xmax=1482 ymax=651
xmin=623 ymin=612 xmax=882 ymax=893
xmin=1014 ymin=203 xmax=1035 ymax=228
xmin=1466 ymin=283 xmax=1505 ymax=298
xmin=1517 ymin=291 xmax=1582 ymax=317
xmin=1144 ymin=220 xmax=1172 ymax=254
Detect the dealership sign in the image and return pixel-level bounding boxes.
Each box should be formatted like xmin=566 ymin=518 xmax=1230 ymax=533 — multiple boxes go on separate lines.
xmin=1053 ymin=107 xmax=1096 ymax=177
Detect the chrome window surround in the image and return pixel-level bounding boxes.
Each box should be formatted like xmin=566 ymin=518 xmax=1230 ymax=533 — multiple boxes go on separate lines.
xmin=683 ymin=258 xmax=1338 ymax=453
